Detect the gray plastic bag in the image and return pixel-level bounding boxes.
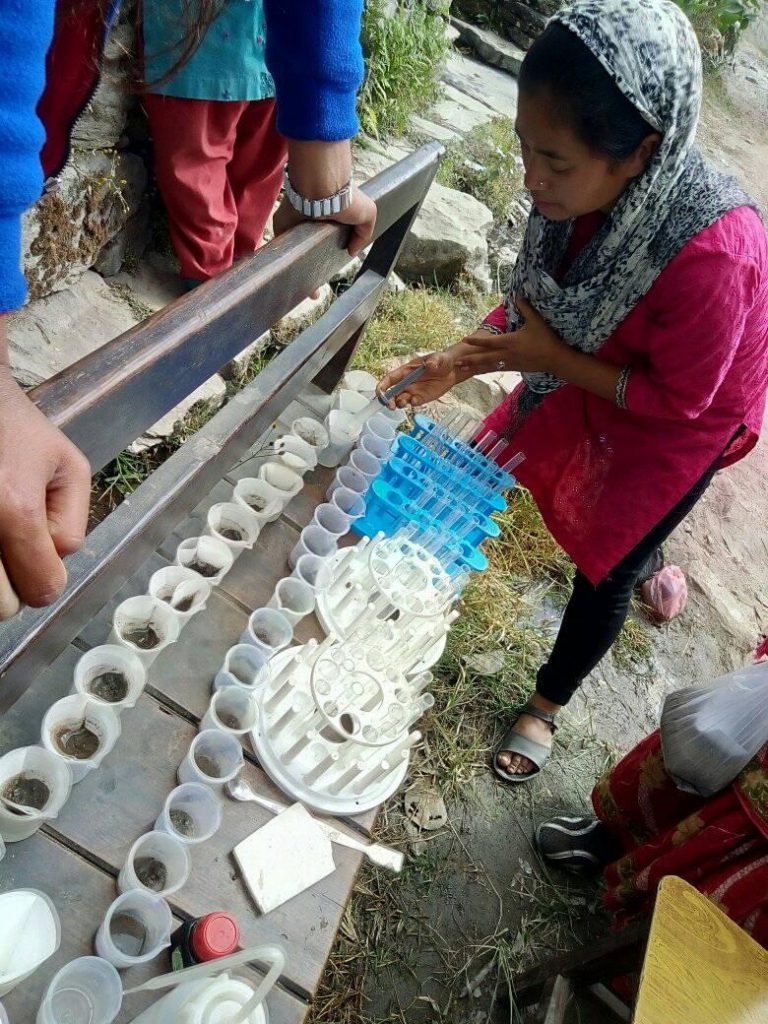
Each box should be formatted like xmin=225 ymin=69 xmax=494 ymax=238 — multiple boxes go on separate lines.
xmin=660 ymin=661 xmax=768 ymax=797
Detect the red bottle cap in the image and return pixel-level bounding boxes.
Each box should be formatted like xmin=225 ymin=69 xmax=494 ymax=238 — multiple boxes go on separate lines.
xmin=191 ymin=912 xmax=240 ymax=962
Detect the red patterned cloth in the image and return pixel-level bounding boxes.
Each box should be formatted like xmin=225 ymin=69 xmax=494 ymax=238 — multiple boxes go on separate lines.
xmin=593 ymin=730 xmax=768 ymax=947
xmin=483 ymin=206 xmax=768 ymax=584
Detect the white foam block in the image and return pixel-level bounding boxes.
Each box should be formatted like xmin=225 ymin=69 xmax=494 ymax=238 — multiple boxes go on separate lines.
xmin=233 ymin=803 xmax=336 ymax=914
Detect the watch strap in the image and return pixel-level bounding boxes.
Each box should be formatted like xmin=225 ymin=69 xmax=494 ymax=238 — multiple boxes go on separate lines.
xmin=284 ymin=167 xmax=353 ymax=219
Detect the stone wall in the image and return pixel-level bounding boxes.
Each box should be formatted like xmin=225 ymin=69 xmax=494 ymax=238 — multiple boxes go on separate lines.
xmin=450 ymin=0 xmax=564 ymax=50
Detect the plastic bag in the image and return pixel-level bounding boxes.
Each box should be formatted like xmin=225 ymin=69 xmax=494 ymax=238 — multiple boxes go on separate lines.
xmin=660 ymin=661 xmax=768 ymax=796
xmin=641 ymin=565 xmax=687 ymax=622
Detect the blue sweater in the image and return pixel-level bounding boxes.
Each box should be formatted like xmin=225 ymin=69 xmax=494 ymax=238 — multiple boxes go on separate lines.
xmin=0 ymin=0 xmax=365 ymax=313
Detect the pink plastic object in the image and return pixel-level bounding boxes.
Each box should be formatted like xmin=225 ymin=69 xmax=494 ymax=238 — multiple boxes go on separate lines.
xmin=641 ymin=565 xmax=688 ymax=623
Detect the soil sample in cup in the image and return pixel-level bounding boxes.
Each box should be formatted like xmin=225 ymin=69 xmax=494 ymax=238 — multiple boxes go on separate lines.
xmin=218 ymin=710 xmax=243 ymax=730
xmin=110 ymin=912 xmax=148 ymax=957
xmin=54 ymin=720 xmax=100 ymax=760
xmin=2 ymin=773 xmax=50 ymax=813
xmin=246 ymin=494 xmax=269 ymax=512
xmin=171 ymin=595 xmax=195 ymax=613
xmin=218 ymin=526 xmax=245 ymax=542
xmin=134 ymin=856 xmax=168 ymax=893
xmin=123 ymin=624 xmax=160 ymax=650
xmin=88 ymin=670 xmax=129 ymax=703
xmin=195 ymin=751 xmax=223 ymax=779
xmin=187 ymin=559 xmax=218 ymax=578
xmin=170 ymin=808 xmax=196 ymax=838
xmin=253 ymin=624 xmax=275 ymax=646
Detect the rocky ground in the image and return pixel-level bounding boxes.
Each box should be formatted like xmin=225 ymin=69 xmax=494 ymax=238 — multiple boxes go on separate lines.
xmin=6 ymin=10 xmax=768 ymax=1023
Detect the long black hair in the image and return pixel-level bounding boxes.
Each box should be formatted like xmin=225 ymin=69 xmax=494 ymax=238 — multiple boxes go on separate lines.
xmin=519 ymin=22 xmax=658 ymax=160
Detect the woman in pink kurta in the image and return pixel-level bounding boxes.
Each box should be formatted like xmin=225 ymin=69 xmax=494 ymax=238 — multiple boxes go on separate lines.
xmin=379 ymin=0 xmax=768 ymax=782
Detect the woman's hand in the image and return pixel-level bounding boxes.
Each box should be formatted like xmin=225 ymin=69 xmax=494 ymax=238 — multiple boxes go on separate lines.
xmin=456 ymin=296 xmax=569 ymax=375
xmin=377 ymin=350 xmax=464 ymax=408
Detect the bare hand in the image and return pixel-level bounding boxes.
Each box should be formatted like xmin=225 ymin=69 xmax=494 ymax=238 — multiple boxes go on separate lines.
xmin=273 ymin=185 xmax=377 ymax=258
xmin=456 ymin=296 xmax=568 ymax=375
xmin=377 ymin=351 xmax=463 ymax=408
xmin=0 ymin=365 xmax=91 ymax=619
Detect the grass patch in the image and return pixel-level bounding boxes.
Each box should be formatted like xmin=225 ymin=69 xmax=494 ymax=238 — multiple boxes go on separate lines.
xmin=359 ymin=0 xmax=450 ymax=138
xmin=436 ymin=117 xmax=525 ymax=222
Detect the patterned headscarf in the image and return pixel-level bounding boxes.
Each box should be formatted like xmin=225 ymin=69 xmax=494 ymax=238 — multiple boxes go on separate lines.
xmin=507 ymin=0 xmax=754 ymax=409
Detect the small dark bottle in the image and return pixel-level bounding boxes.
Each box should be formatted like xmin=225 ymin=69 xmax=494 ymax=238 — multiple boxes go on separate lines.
xmin=171 ymin=912 xmax=241 ymax=970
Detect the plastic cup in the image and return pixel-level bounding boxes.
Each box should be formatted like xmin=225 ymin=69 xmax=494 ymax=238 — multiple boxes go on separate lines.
xmin=329 ymin=486 xmax=366 ymax=522
xmin=362 ymin=412 xmax=396 ymax=446
xmin=379 ymin=403 xmax=407 ymax=425
xmin=177 ymin=730 xmax=244 ymax=790
xmin=41 ymin=696 xmax=121 ymax=784
xmin=311 ymin=503 xmax=350 ymax=538
xmin=326 ymin=465 xmax=367 ymax=501
xmin=109 ymin=596 xmax=180 ymax=667
xmin=148 ymin=566 xmax=211 ymax=625
xmin=154 ymin=783 xmax=222 ymax=846
xmin=274 ymin=448 xmax=312 ymax=477
xmin=290 ymin=416 xmax=329 ymax=454
xmin=95 ymin=891 xmax=172 ymax=969
xmin=214 ymin=644 xmax=269 ymax=693
xmin=201 ymin=686 xmax=258 ymax=735
xmin=0 ymin=748 xmax=72 ymax=842
xmin=37 ymin=956 xmax=122 ymax=1024
xmin=292 ymin=553 xmax=333 ymax=594
xmin=349 ymin=448 xmax=382 ymax=485
xmin=342 ymin=369 xmax=377 ymax=398
xmin=288 ymin=524 xmax=337 ymax=570
xmin=206 ymin=502 xmax=260 ymax=559
xmin=118 ymin=830 xmax=190 ymax=898
xmin=267 ymin=577 xmax=315 ymax=627
xmin=333 ymin=388 xmax=369 ymax=415
xmin=232 ymin=477 xmax=283 ymax=527
xmin=239 ymin=608 xmax=293 ymax=657
xmin=258 ymin=463 xmax=303 ymax=505
xmin=359 ymin=432 xmax=395 ymax=462
xmin=275 ymin=433 xmax=318 ymax=470
xmin=317 ymin=410 xmax=359 ymax=468
xmin=73 ymin=645 xmax=146 ymax=712
xmin=175 ymin=536 xmax=234 ymax=586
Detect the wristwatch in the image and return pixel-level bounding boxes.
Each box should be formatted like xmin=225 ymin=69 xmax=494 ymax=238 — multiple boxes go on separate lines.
xmin=283 ymin=166 xmax=353 ymax=219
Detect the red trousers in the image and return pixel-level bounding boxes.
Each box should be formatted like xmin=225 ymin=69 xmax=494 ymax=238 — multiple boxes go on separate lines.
xmin=143 ymin=94 xmax=287 ymax=280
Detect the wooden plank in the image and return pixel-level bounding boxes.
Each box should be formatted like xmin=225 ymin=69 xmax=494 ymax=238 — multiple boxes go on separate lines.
xmin=0 ymin=834 xmax=307 ymax=1024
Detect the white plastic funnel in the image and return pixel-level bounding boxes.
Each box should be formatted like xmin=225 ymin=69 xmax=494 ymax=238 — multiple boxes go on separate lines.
xmin=0 ymin=889 xmax=61 ymax=996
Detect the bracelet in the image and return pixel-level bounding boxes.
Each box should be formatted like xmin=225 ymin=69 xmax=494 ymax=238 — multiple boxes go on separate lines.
xmin=615 ymin=365 xmax=632 ymax=409
xmin=284 ymin=166 xmax=353 ymax=219
xmin=479 ymin=323 xmax=504 ymax=335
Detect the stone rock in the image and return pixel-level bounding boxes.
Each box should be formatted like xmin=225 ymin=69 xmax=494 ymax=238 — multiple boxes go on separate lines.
xmin=112 ymin=251 xmax=185 ymax=314
xmin=330 ymin=255 xmax=363 ymax=287
xmin=686 ymin=560 xmax=756 ymax=653
xmin=71 ymin=23 xmax=136 ymax=150
xmin=137 ymin=374 xmax=228 ymax=447
xmin=94 ymin=196 xmax=152 ymax=277
xmin=275 ymin=285 xmax=333 ymax=336
xmin=22 ymin=149 xmax=147 ymax=300
xmin=451 ymin=0 xmax=563 ymax=50
xmin=451 ymin=369 xmax=522 ymax=417
xmin=7 ymin=271 xmax=138 ymax=387
xmin=429 ymin=83 xmax=497 ymax=133
xmin=463 ymin=650 xmax=506 ymax=676
xmin=441 ymin=51 xmax=519 ymax=120
xmin=219 ymin=330 xmax=272 ymax=382
xmin=409 ymin=115 xmax=462 ymax=144
xmin=451 ymin=17 xmax=526 ymax=76
xmin=387 ymin=272 xmax=407 ymax=293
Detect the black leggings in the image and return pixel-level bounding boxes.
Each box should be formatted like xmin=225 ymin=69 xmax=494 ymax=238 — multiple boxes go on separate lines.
xmin=535 ymin=459 xmax=721 ymax=707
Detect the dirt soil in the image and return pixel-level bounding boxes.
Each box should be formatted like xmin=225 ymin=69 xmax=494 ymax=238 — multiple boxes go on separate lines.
xmin=338 ymin=36 xmax=768 ymax=1024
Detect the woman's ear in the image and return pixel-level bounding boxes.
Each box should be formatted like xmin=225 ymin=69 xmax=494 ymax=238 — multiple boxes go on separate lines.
xmin=629 ymin=132 xmax=662 ymax=176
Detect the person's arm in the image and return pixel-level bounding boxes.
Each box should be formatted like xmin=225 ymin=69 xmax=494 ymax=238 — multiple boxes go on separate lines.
xmin=0 ymin=1 xmax=92 ymax=619
xmin=263 ymin=0 xmax=376 ymax=256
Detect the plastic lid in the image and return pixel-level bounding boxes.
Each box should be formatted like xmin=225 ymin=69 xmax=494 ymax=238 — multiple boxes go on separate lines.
xmin=191 ymin=913 xmax=240 ymax=962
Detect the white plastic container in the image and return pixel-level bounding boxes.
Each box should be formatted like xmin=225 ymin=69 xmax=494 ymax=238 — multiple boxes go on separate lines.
xmin=0 ymin=889 xmax=61 ymax=996
xmin=178 ymin=730 xmax=244 ymax=791
xmin=258 ymin=463 xmax=303 ymax=506
xmin=274 ymin=433 xmax=318 ymax=470
xmin=232 ymin=478 xmax=282 ymax=526
xmin=333 ymin=388 xmax=369 ymax=415
xmin=288 ymin=524 xmax=337 ymax=570
xmin=328 ymin=487 xmax=365 ymax=524
xmin=342 ymin=369 xmax=377 ymax=398
xmin=317 ymin=410 xmax=359 ymax=468
xmin=214 ymin=645 xmax=269 ymax=693
xmin=267 ymin=578 xmax=315 ymax=628
xmin=290 ymin=416 xmax=329 ymax=455
xmin=272 ymin=448 xmax=311 ymax=478
xmin=0 ymin=747 xmax=73 ymax=842
xmin=118 ymin=830 xmax=190 ymax=898
xmin=361 ymin=411 xmax=396 ymax=447
xmin=348 ymin=448 xmax=382 ymax=486
xmin=326 ymin=465 xmax=367 ymax=501
xmin=176 ymin=536 xmax=234 ymax=587
xmin=311 ymin=503 xmax=350 ymax=539
xmin=239 ymin=608 xmax=293 ymax=658
xmin=37 ymin=956 xmax=122 ymax=1024
xmin=206 ymin=502 xmax=260 ymax=559
xmin=126 ymin=974 xmax=269 ymax=1024
xmin=41 ymin=695 xmax=121 ymax=784
xmin=201 ymin=687 xmax=258 ymax=736
xmin=358 ymin=432 xmax=395 ymax=462
xmin=0 ymin=1000 xmax=7 ymax=1023
xmin=95 ymin=891 xmax=172 ymax=970
xmin=291 ymin=554 xmax=333 ymax=594
xmin=110 ymin=596 xmax=180 ymax=667
xmin=148 ymin=566 xmax=211 ymax=625
xmin=73 ymin=645 xmax=146 ymax=711
xmin=154 ymin=783 xmax=222 ymax=846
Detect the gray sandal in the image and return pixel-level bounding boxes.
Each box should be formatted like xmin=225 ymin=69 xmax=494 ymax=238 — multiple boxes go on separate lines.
xmin=493 ymin=702 xmax=557 ymax=784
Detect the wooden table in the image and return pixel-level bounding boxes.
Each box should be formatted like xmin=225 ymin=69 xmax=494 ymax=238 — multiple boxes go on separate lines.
xmin=0 ymin=389 xmax=379 ymax=1023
